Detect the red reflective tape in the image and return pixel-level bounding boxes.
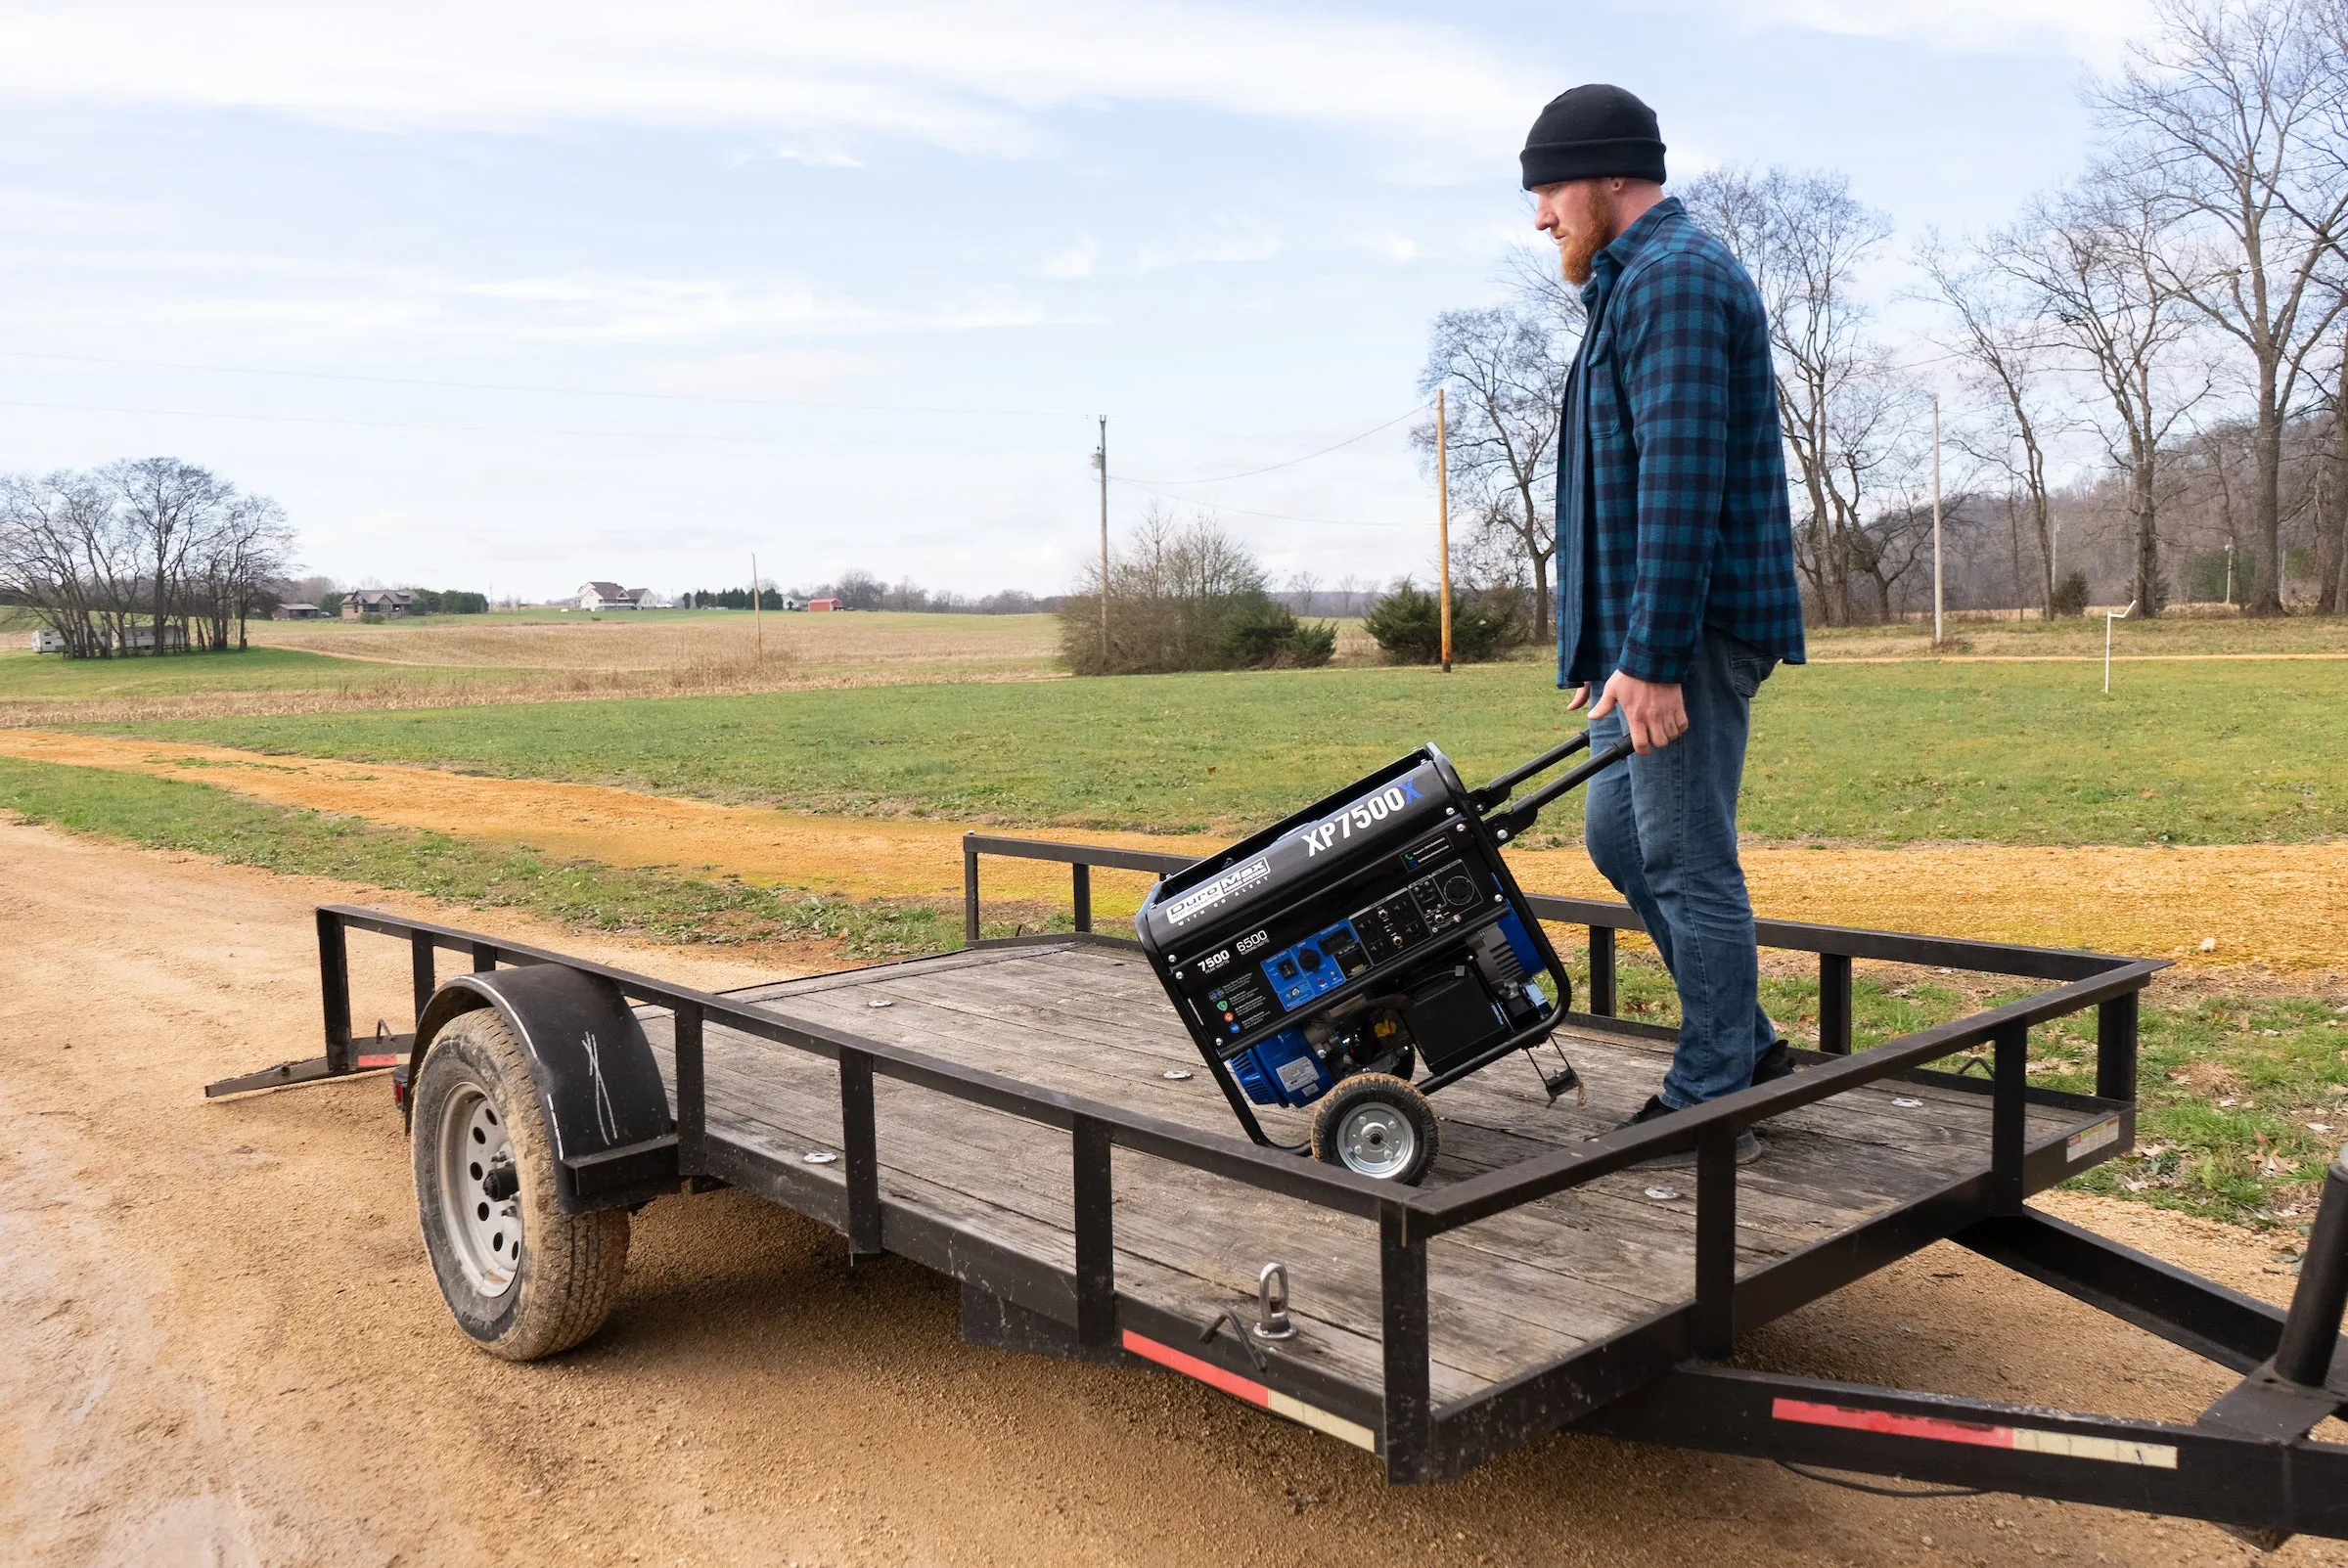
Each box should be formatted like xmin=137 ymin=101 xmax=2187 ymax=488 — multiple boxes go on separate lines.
xmin=1774 ymin=1397 xmax=2012 ymax=1450
xmin=1121 ymin=1329 xmax=1270 ymax=1409
xmin=355 ymin=1053 xmax=402 ymax=1068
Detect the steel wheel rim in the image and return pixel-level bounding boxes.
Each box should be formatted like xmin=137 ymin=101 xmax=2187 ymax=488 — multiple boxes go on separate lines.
xmin=438 ymin=1084 xmax=521 ymax=1297
xmin=1335 ymin=1101 xmax=1417 ymax=1180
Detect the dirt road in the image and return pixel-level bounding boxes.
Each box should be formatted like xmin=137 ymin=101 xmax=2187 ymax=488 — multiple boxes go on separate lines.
xmin=5 ymin=729 xmax=2343 ymax=969
xmin=3 ymin=818 xmax=2343 ymax=1566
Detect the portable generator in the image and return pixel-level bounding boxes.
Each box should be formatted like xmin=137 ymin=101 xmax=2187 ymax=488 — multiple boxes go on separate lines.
xmin=1135 ymin=729 xmax=1632 ymax=1184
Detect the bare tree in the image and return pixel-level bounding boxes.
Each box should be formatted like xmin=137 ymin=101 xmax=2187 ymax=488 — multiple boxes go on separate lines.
xmin=1334 ymin=572 xmax=1370 ymax=618
xmin=2317 ymin=323 xmax=2348 ymax=609
xmin=1 ymin=460 xmax=294 ymax=656
xmin=1918 ymin=231 xmax=2071 ymax=616
xmin=1685 ymin=166 xmax=1907 ymax=624
xmin=1501 ymin=230 xmax=1590 ymax=342
xmin=0 ymin=470 xmax=134 ymax=656
xmin=1060 ymin=505 xmax=1277 ymax=675
xmin=101 ymin=457 xmax=234 ymax=652
xmin=1413 ymin=307 xmax=1572 ymax=633
xmin=1996 ymin=173 xmax=2209 ymax=615
xmin=202 ymin=493 xmax=294 ymax=650
xmin=2099 ymin=0 xmax=2348 ymax=614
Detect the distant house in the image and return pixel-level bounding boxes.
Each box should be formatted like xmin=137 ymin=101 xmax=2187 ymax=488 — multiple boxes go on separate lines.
xmin=806 ymin=598 xmax=841 ymax=612
xmin=578 ymin=581 xmax=649 ymax=611
xmin=274 ymin=603 xmax=325 ymax=621
xmin=30 ymin=629 xmax=66 ymax=653
xmin=342 ymin=589 xmax=415 ymax=619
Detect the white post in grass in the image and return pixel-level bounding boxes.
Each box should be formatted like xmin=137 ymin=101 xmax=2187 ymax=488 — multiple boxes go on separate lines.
xmin=2104 ymin=599 xmax=2136 ymax=695
xmin=1931 ymin=394 xmax=1944 ymax=647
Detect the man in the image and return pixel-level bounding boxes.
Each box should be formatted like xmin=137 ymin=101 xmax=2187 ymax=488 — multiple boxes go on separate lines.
xmin=1521 ymin=85 xmax=1806 ymax=1164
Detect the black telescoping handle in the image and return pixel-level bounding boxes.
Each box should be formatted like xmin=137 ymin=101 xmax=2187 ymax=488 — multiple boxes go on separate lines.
xmin=1483 ymin=736 xmax=1635 ymax=843
xmin=1468 ymin=729 xmax=1593 ymax=813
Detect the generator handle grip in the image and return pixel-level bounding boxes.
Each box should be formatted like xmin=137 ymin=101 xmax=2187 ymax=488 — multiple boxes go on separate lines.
xmin=1484 ymin=736 xmax=1635 ymax=843
xmin=1468 ymin=729 xmax=1594 ymax=813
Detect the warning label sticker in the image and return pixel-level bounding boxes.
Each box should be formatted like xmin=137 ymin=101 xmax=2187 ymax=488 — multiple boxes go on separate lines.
xmin=2067 ymin=1114 xmax=2122 ymax=1163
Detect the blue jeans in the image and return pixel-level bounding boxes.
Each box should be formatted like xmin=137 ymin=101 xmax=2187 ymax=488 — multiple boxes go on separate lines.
xmin=1584 ymin=629 xmax=1779 ymax=1108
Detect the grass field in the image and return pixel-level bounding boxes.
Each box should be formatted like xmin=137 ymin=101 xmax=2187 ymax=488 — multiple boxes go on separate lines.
xmin=1601 ymin=956 xmax=2348 ymax=1228
xmin=246 ymin=605 xmax=1065 ymax=678
xmin=1805 ymin=607 xmax=2348 ymax=658
xmin=117 ymin=654 xmax=2348 ymax=845
xmin=0 ymin=754 xmax=1004 ymax=958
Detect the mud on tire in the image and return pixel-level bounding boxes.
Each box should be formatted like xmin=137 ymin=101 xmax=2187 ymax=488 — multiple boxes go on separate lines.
xmin=412 ymin=1008 xmax=630 ymax=1360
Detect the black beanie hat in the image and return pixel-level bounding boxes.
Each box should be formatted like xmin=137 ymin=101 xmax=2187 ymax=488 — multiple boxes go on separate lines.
xmin=1519 ymin=84 xmax=1666 ymax=189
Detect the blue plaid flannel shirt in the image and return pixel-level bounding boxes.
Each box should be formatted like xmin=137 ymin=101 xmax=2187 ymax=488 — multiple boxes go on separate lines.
xmin=1556 ymin=197 xmax=1806 ymax=688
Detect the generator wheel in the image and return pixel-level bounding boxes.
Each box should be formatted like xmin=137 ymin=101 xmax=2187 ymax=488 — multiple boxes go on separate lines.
xmin=411 ymin=1008 xmax=630 ymax=1360
xmin=1310 ymin=1074 xmax=1439 ymax=1185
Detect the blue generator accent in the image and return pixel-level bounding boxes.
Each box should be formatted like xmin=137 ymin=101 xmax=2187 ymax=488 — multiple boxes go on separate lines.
xmin=1227 ymin=1027 xmax=1334 ymax=1108
xmin=1495 ymin=909 xmax=1543 ymax=975
xmin=1261 ymin=920 xmax=1371 ymax=1010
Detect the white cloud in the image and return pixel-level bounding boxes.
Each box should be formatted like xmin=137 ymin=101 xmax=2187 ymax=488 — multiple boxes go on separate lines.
xmin=1733 ymin=0 xmax=2153 ymax=62
xmin=0 ymin=2 xmax=1543 ymax=160
xmin=1041 ymin=237 xmax=1099 ymax=280
xmin=766 ymin=147 xmax=867 ymax=169
xmin=1136 ymin=219 xmax=1281 ymax=273
xmin=0 ymin=237 xmax=1063 ymax=349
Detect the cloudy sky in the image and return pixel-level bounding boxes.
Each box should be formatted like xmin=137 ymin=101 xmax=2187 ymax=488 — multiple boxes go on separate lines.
xmin=0 ymin=0 xmax=2151 ymax=601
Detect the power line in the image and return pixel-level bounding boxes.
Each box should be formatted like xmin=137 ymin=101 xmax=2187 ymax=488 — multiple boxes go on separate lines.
xmin=0 ymin=347 xmax=1081 ymax=420
xmin=1119 ymin=402 xmax=1429 ymax=485
xmin=1109 ymin=475 xmax=1415 ymax=531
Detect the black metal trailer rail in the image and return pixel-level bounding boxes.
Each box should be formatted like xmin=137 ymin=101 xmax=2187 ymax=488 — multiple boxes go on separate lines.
xmin=210 ymin=833 xmax=2348 ymax=1545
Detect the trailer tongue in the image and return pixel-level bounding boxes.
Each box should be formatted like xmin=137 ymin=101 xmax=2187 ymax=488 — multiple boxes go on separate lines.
xmin=209 ymin=832 xmax=2348 ymax=1548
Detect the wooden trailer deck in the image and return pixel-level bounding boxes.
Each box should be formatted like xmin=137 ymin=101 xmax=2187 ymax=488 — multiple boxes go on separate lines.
xmin=637 ymin=935 xmax=2119 ymax=1423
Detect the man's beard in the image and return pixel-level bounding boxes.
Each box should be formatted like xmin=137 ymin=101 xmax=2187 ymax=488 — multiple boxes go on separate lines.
xmin=1557 ymin=184 xmax=1618 ymax=287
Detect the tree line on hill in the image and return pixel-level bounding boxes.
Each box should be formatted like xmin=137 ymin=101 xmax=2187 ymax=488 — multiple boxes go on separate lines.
xmin=1417 ymin=0 xmax=2348 ymax=624
xmin=0 ymin=458 xmax=294 ymax=656
xmin=683 ymin=570 xmax=1059 ymax=613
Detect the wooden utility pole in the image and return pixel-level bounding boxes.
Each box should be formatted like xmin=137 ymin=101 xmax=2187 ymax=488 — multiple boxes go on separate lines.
xmin=751 ymin=553 xmax=763 ymax=666
xmin=1095 ymin=416 xmax=1109 ymax=661
xmin=1436 ymin=387 xmax=1453 ymax=673
xmin=1931 ymin=394 xmax=1944 ymax=647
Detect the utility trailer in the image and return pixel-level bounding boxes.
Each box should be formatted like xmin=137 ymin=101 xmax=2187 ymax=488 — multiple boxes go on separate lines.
xmin=209 ymin=833 xmax=2348 ymax=1548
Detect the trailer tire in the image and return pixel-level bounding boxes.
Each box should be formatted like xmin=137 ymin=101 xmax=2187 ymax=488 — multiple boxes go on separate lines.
xmin=412 ymin=1008 xmax=630 ymax=1360
xmin=1310 ymin=1073 xmax=1439 ymax=1185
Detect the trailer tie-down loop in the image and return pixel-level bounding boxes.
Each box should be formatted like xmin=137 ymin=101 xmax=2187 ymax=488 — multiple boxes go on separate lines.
xmin=1255 ymin=1262 xmax=1296 ymax=1340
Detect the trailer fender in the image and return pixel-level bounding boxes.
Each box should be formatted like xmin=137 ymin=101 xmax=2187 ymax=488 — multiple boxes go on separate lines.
xmin=410 ymin=966 xmax=678 ymax=1214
